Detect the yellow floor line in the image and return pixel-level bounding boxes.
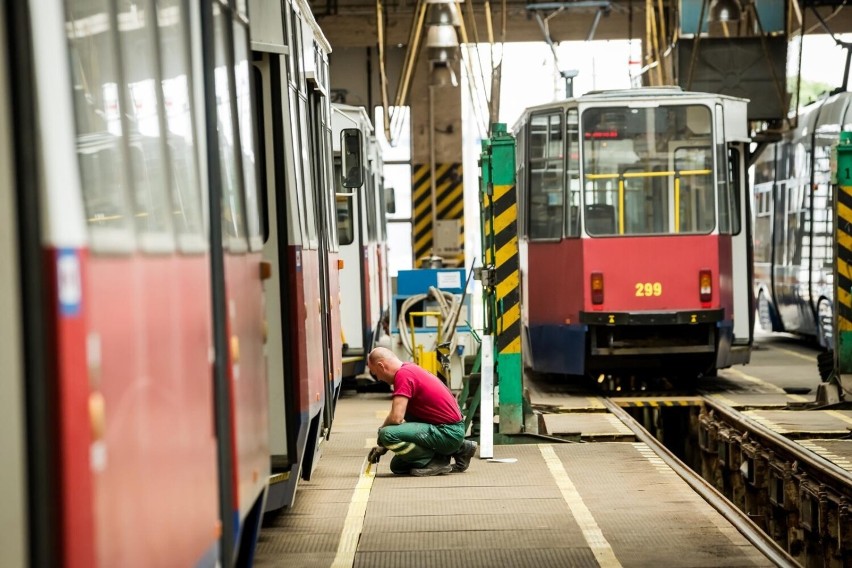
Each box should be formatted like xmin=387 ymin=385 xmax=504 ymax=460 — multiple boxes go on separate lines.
xmin=768 ymin=345 xmax=816 ymax=363
xmin=724 ymin=367 xmax=785 ymax=394
xmin=540 ymin=445 xmax=622 ymax=567
xmin=825 ymin=409 xmax=852 ymax=427
xmin=787 ymin=394 xmax=810 ymax=403
xmin=331 ymin=447 xmax=376 ymax=568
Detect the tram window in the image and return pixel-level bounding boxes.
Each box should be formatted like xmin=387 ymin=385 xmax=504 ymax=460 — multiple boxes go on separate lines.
xmin=728 ymin=147 xmax=742 ymax=235
xmin=753 ymin=186 xmax=772 ymax=263
xmin=674 ymin=146 xmax=714 ymax=234
xmin=366 ymin=172 xmax=377 ymax=241
xmin=336 ymin=194 xmax=354 ymax=246
xmin=213 ymin=5 xmax=248 ymax=247
xmin=66 ymin=1 xmax=135 ymax=248
xmin=565 ymin=109 xmax=581 ymax=238
xmin=289 ymin=8 xmax=301 ymax=88
xmin=583 ymin=104 xmax=714 ymax=236
xmin=233 ymin=22 xmax=263 ymax=249
xmin=527 ymin=111 xmax=564 ymax=240
xmin=158 ymin=0 xmax=205 ymax=250
xmin=118 ymin=0 xmax=175 ymax=247
xmin=252 ymin=65 xmax=270 ymax=244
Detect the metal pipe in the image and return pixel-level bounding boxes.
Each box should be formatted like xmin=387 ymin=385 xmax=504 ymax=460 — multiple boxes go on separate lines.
xmin=526 ymin=1 xmax=611 ymax=10
xmin=602 ymin=399 xmax=799 ymax=568
xmin=586 ymin=8 xmax=603 ymax=41
xmin=429 ymin=84 xmax=437 ymax=262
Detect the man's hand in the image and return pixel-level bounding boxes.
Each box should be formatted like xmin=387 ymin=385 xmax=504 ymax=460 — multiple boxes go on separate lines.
xmin=367 ymin=445 xmax=388 ymax=464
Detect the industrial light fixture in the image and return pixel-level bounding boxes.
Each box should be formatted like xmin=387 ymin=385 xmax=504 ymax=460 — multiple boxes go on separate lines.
xmin=427 ymin=2 xmax=460 ymax=27
xmin=429 ymin=62 xmax=458 ymax=87
xmin=708 ymin=0 xmax=741 ymax=22
xmin=425 ymin=25 xmax=459 ymax=62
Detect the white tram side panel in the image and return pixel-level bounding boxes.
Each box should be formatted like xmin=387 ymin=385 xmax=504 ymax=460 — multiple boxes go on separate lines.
xmin=332 ymin=103 xmax=390 ymax=376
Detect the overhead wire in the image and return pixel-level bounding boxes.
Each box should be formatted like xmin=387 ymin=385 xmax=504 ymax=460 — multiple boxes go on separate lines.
xmin=455 ymin=2 xmax=490 ymax=138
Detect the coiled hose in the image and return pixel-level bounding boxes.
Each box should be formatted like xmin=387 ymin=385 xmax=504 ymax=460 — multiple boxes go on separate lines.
xmin=397 ymin=286 xmax=462 ymax=358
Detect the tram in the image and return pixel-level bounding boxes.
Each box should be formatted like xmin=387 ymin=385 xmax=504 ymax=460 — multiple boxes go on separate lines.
xmin=332 ymin=104 xmax=392 ymax=380
xmin=2 ymin=0 xmax=351 ymax=565
xmin=514 ymin=87 xmax=754 ymax=379
xmin=752 ymin=91 xmax=848 ymax=350
xmin=252 ymin=0 xmax=348 ymax=511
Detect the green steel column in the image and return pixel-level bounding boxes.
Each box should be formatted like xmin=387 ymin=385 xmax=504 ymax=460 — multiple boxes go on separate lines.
xmin=834 ymin=131 xmax=852 ymax=373
xmin=481 ymin=124 xmax=523 ymax=433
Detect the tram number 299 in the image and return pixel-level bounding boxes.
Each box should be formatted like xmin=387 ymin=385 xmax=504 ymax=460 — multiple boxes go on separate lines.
xmin=635 ymin=282 xmax=662 ymax=297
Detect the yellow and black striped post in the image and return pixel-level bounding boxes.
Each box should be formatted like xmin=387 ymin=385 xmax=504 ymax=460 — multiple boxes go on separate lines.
xmin=480 ymin=124 xmax=522 ymax=433
xmin=835 ymin=131 xmax=852 ymax=375
xmin=412 ymin=162 xmax=464 ymax=266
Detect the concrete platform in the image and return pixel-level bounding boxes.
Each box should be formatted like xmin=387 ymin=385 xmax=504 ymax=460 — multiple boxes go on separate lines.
xmin=256 ymin=392 xmax=777 ymax=567
xmin=540 ymin=412 xmax=634 ymax=440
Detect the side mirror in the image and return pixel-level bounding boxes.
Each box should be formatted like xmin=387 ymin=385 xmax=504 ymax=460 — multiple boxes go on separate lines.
xmin=340 ymin=129 xmax=364 ymax=189
xmin=385 ymin=185 xmax=396 ymax=214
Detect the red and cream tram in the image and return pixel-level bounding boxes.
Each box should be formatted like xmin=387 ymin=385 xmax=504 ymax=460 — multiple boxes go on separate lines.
xmin=514 ymin=87 xmax=754 ymax=379
xmin=2 ymin=0 xmax=347 ymax=565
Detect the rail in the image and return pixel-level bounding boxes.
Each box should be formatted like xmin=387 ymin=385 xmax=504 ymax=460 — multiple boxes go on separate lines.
xmin=603 ymin=398 xmax=799 ymax=568
xmin=702 ymin=396 xmax=852 ymax=494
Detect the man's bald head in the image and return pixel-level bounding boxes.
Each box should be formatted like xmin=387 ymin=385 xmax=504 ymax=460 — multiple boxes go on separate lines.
xmin=367 ymin=347 xmax=403 ymax=385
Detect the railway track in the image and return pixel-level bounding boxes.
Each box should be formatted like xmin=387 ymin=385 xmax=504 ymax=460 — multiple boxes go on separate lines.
xmin=603 ymin=398 xmax=798 ymax=568
xmin=535 ymin=389 xmax=852 ymax=567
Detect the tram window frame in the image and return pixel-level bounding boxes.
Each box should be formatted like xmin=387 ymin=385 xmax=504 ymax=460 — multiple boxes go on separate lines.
xmin=565 ymin=108 xmax=580 ymax=238
xmin=728 ymin=146 xmax=742 ymax=236
xmin=281 ymin=9 xmax=308 ymax=249
xmin=157 ymin=0 xmax=207 ymax=254
xmin=526 ymin=110 xmax=565 ymax=241
xmin=366 ymin=165 xmax=378 ymax=242
xmin=232 ymin=21 xmax=264 ymax=252
xmin=715 ymin=104 xmax=732 ymax=235
xmin=307 ymin=75 xmax=334 ymax=254
xmin=290 ymin=13 xmax=319 ymax=251
xmin=319 ymin=63 xmax=340 ymax=253
xmin=213 ymin=2 xmax=249 ymax=253
xmin=252 ymin=63 xmax=270 ymax=244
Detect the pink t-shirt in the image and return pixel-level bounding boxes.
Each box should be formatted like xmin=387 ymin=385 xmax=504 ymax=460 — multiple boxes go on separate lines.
xmin=392 ymin=362 xmax=463 ymax=425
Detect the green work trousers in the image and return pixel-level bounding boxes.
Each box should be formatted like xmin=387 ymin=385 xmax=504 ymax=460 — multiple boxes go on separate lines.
xmin=377 ymin=420 xmax=466 ymax=474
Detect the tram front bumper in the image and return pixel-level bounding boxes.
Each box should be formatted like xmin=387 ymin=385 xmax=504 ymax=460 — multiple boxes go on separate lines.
xmin=580 ymin=309 xmax=723 ymax=356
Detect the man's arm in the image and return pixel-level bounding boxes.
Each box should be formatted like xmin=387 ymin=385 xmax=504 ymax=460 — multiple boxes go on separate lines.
xmin=381 ymin=395 xmax=408 ymax=427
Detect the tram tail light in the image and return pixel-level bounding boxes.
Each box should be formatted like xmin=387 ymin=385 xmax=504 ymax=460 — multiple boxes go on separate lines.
xmin=699 ymin=269 xmax=712 ymax=303
xmin=591 ymin=272 xmax=604 ymax=305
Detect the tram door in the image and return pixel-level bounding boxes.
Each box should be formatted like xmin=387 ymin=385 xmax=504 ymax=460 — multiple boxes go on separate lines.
xmin=729 ymin=137 xmax=754 ymax=357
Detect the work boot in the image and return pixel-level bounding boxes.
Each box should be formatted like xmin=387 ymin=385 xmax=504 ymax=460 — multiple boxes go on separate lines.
xmin=410 ymin=455 xmax=452 ymax=477
xmin=451 ymin=440 xmax=478 ymax=472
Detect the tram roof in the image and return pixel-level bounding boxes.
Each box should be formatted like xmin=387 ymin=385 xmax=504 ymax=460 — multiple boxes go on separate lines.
xmin=513 ymin=87 xmax=749 ymax=137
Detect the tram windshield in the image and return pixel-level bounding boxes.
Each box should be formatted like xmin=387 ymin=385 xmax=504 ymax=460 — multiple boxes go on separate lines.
xmin=581 ymin=104 xmax=715 ymax=236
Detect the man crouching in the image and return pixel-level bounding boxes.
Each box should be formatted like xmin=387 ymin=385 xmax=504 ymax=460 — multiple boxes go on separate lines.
xmin=367 ymin=347 xmax=477 ymax=476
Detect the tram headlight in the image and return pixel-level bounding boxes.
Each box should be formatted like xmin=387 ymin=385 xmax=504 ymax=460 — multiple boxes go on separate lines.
xmin=699 ymin=269 xmax=712 ymax=303
xmin=591 ymin=272 xmax=604 ymax=305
